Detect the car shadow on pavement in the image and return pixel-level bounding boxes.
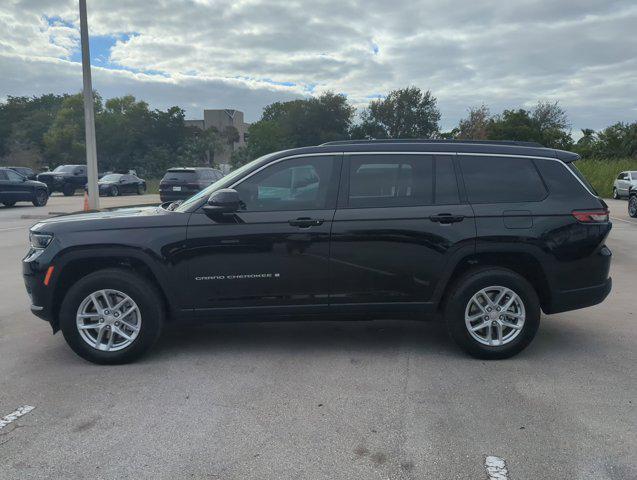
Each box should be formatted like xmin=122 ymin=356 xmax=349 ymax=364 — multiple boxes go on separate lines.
xmin=149 ymin=319 xmax=462 ymax=361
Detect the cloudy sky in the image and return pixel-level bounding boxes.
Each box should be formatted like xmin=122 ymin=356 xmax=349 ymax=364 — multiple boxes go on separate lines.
xmin=1 ymin=0 xmax=636 ymax=133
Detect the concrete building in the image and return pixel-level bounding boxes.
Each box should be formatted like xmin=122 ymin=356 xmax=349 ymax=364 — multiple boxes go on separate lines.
xmin=185 ymin=109 xmax=250 ymax=170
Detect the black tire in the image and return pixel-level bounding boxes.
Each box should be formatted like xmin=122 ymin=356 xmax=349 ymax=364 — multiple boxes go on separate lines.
xmin=110 ymin=185 xmax=119 ymax=197
xmin=32 ymin=189 xmax=48 ymax=207
xmin=612 ymin=187 xmax=619 ymax=199
xmin=2 ymin=201 xmax=16 ymax=207
xmin=444 ymin=268 xmax=540 ymax=359
xmin=62 ymin=184 xmax=75 ymax=196
xmin=137 ymin=183 xmax=146 ymax=195
xmin=629 ymin=195 xmax=637 ymax=218
xmin=59 ymin=268 xmax=164 ymax=364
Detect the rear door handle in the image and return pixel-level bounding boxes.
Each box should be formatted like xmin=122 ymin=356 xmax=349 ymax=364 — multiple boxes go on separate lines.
xmin=429 ymin=213 xmax=465 ymax=224
xmin=289 ymin=217 xmax=324 ymax=228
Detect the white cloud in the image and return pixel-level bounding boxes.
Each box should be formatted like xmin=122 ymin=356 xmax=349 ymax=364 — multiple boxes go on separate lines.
xmin=1 ymin=0 xmax=636 ymax=130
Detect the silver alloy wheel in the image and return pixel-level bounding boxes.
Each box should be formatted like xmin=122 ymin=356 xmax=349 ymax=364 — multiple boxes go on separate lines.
xmin=76 ymin=289 xmax=142 ymax=352
xmin=464 ymin=285 xmax=525 ymax=346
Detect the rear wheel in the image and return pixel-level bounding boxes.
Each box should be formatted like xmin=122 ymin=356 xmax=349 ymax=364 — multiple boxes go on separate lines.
xmin=32 ymin=189 xmax=48 ymax=207
xmin=612 ymin=187 xmax=619 ymax=199
xmin=2 ymin=201 xmax=16 ymax=207
xmin=62 ymin=184 xmax=75 ymax=196
xmin=444 ymin=268 xmax=540 ymax=359
xmin=110 ymin=185 xmax=119 ymax=197
xmin=59 ymin=268 xmax=164 ymax=364
xmin=629 ymin=195 xmax=637 ymax=218
xmin=137 ymin=184 xmax=146 ymax=195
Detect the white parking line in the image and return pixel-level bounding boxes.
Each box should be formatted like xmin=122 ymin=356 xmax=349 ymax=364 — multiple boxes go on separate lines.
xmin=485 ymin=456 xmax=509 ymax=480
xmin=0 ymin=405 xmax=35 ymax=430
xmin=611 ymin=216 xmax=637 ymax=226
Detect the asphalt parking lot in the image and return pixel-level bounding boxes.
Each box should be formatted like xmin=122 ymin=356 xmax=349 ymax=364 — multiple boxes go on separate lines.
xmin=0 ymin=196 xmax=635 ymax=479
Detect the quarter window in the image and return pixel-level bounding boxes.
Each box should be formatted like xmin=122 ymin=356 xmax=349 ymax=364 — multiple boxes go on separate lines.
xmin=235 ymin=156 xmax=336 ymax=211
xmin=460 ymin=156 xmax=547 ymax=203
xmin=347 ymin=154 xmax=433 ymax=208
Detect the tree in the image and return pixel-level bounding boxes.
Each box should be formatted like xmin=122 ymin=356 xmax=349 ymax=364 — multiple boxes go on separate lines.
xmin=591 ymin=122 xmax=637 ymax=158
xmin=352 ymin=87 xmax=441 ymax=139
xmin=181 ymin=127 xmax=226 ymax=167
xmin=457 ymin=105 xmax=490 ymax=140
xmin=486 ymin=101 xmax=573 ymax=149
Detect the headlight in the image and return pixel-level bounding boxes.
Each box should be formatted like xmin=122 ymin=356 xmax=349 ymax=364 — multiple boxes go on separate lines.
xmin=30 ymin=232 xmax=53 ymax=249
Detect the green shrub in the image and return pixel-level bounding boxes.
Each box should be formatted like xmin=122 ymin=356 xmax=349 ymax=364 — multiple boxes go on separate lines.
xmin=574 ymin=158 xmax=637 ymax=198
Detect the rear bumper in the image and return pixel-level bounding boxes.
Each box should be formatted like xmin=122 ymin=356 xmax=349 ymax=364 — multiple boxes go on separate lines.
xmin=545 ymin=277 xmax=612 ymax=314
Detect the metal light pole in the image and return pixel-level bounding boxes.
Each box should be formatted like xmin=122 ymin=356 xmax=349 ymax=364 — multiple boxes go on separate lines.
xmin=79 ymin=0 xmax=99 ymax=210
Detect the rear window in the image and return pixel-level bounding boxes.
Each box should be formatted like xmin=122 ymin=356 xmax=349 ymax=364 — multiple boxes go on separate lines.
xmin=460 ymin=156 xmax=547 ymax=203
xmin=566 ymin=163 xmax=597 ymax=195
xmin=162 ymin=171 xmax=197 ymax=182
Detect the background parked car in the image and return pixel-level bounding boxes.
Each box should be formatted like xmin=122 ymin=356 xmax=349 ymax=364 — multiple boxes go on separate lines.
xmin=85 ymin=173 xmax=147 ymax=196
xmin=629 ymin=187 xmax=637 ymax=218
xmin=0 ymin=167 xmax=49 ymax=207
xmin=159 ymin=167 xmax=223 ymax=202
xmin=612 ymin=171 xmax=637 ymax=199
xmin=37 ymin=165 xmax=88 ymax=196
xmin=7 ymin=166 xmax=37 ymax=180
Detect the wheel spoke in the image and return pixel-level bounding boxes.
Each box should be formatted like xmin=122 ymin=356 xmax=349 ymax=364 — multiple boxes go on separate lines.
xmin=90 ymin=293 xmax=102 ymax=313
xmin=470 ymin=321 xmax=489 ymax=332
xmin=120 ymin=319 xmax=140 ymax=332
xmin=100 ymin=290 xmax=113 ymax=309
xmin=78 ymin=313 xmax=100 ymax=320
xmin=95 ymin=326 xmax=107 ymax=349
xmin=501 ymin=293 xmax=518 ymax=312
xmin=493 ymin=288 xmax=507 ymax=306
xmin=113 ymin=326 xmax=132 ymax=341
xmin=501 ymin=319 xmax=522 ymax=330
xmin=120 ymin=306 xmax=137 ymax=320
xmin=78 ymin=323 xmax=101 ymax=330
xmin=495 ymin=322 xmax=503 ymax=344
xmin=105 ymin=329 xmax=115 ymax=350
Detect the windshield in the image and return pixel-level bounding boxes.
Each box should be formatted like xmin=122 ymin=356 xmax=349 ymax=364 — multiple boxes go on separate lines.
xmin=174 ymin=154 xmax=274 ymax=212
xmin=100 ymin=174 xmax=122 ymax=182
xmin=53 ymin=165 xmax=78 ymax=173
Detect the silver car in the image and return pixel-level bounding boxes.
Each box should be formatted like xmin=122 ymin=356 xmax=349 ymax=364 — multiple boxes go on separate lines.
xmin=612 ymin=171 xmax=637 ymax=199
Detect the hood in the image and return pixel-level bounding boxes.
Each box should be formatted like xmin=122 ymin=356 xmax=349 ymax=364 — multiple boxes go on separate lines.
xmin=30 ymin=205 xmax=183 ymax=234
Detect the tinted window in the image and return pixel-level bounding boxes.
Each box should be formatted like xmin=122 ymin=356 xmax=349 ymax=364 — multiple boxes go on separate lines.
xmin=5 ymin=169 xmax=23 ymax=181
xmin=53 ymin=165 xmax=77 ymax=173
xmin=460 ymin=156 xmax=546 ymax=203
xmin=162 ymin=171 xmax=197 ymax=182
xmin=348 ymin=154 xmax=433 ymax=208
xmin=566 ymin=163 xmax=597 ymax=195
xmin=101 ymin=174 xmax=123 ymax=182
xmin=535 ymin=159 xmax=591 ymax=198
xmin=435 ymin=156 xmax=459 ymax=204
xmin=74 ymin=167 xmax=86 ymax=175
xmin=235 ymin=156 xmax=336 ymax=211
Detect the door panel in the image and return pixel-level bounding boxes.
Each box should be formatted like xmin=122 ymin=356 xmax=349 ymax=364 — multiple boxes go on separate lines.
xmin=329 ymin=154 xmax=476 ymax=309
xmin=184 ymin=154 xmax=341 ymax=313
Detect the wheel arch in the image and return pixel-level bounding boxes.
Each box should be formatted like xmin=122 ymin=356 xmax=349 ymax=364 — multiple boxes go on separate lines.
xmin=50 ymin=248 xmax=176 ymax=331
xmin=436 ymin=251 xmax=552 ymax=314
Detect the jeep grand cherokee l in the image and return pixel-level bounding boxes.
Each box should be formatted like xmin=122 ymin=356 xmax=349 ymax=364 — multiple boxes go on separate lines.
xmin=23 ymin=140 xmax=612 ymax=364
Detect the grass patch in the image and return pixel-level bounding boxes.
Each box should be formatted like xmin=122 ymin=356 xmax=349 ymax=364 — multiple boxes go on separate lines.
xmin=145 ymin=178 xmax=160 ymax=194
xmin=574 ymin=158 xmax=637 ymax=198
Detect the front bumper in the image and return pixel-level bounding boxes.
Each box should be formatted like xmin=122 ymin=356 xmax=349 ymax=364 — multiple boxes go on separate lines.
xmin=23 ymin=250 xmax=56 ymax=328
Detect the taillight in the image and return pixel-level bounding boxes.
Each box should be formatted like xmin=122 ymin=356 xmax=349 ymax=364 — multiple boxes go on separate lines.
xmin=572 ymin=209 xmax=609 ymax=223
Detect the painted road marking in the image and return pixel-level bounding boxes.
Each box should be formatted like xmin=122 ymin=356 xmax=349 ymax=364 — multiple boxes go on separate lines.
xmin=611 ymin=216 xmax=637 ymax=226
xmin=485 ymin=456 xmax=508 ymax=480
xmin=0 ymin=405 xmax=35 ymax=430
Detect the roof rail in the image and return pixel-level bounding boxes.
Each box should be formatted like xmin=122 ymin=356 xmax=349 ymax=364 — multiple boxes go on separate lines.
xmin=320 ymin=139 xmax=545 ymax=148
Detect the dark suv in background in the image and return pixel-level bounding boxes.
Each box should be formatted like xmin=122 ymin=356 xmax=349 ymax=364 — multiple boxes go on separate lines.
xmin=23 ymin=140 xmax=612 ymax=364
xmin=159 ymin=167 xmax=223 ymax=202
xmin=37 ymin=165 xmax=88 ymax=196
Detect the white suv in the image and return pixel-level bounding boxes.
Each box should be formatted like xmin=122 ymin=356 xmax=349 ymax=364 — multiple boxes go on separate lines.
xmin=612 ymin=171 xmax=637 ymax=199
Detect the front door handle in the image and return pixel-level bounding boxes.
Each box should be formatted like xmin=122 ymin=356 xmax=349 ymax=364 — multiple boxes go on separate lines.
xmin=429 ymin=213 xmax=465 ymax=224
xmin=289 ymin=217 xmax=324 ymax=228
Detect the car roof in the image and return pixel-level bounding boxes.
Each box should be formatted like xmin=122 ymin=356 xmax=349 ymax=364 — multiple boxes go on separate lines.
xmin=265 ymin=139 xmax=580 ymax=163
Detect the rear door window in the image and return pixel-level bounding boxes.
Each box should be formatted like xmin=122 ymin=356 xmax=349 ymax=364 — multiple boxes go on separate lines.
xmin=347 ymin=154 xmax=433 ymax=208
xmin=459 ymin=156 xmax=547 ymax=203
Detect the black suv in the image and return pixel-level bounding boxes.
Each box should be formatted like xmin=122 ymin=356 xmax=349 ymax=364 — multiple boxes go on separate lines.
xmin=37 ymin=165 xmax=88 ymax=196
xmin=23 ymin=140 xmax=612 ymax=364
xmin=159 ymin=167 xmax=224 ymax=202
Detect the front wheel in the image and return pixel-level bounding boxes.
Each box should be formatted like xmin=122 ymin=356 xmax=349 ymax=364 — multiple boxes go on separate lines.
xmin=32 ymin=189 xmax=48 ymax=207
xmin=2 ymin=201 xmax=16 ymax=207
xmin=137 ymin=184 xmax=146 ymax=195
xmin=59 ymin=269 xmax=164 ymax=364
xmin=110 ymin=185 xmax=119 ymax=197
xmin=62 ymin=184 xmax=75 ymax=196
xmin=612 ymin=187 xmax=619 ymax=199
xmin=629 ymin=195 xmax=637 ymax=218
xmin=444 ymin=268 xmax=540 ymax=359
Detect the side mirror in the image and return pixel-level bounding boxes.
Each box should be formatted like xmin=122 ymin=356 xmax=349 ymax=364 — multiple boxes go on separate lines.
xmin=203 ymin=188 xmax=240 ymax=219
